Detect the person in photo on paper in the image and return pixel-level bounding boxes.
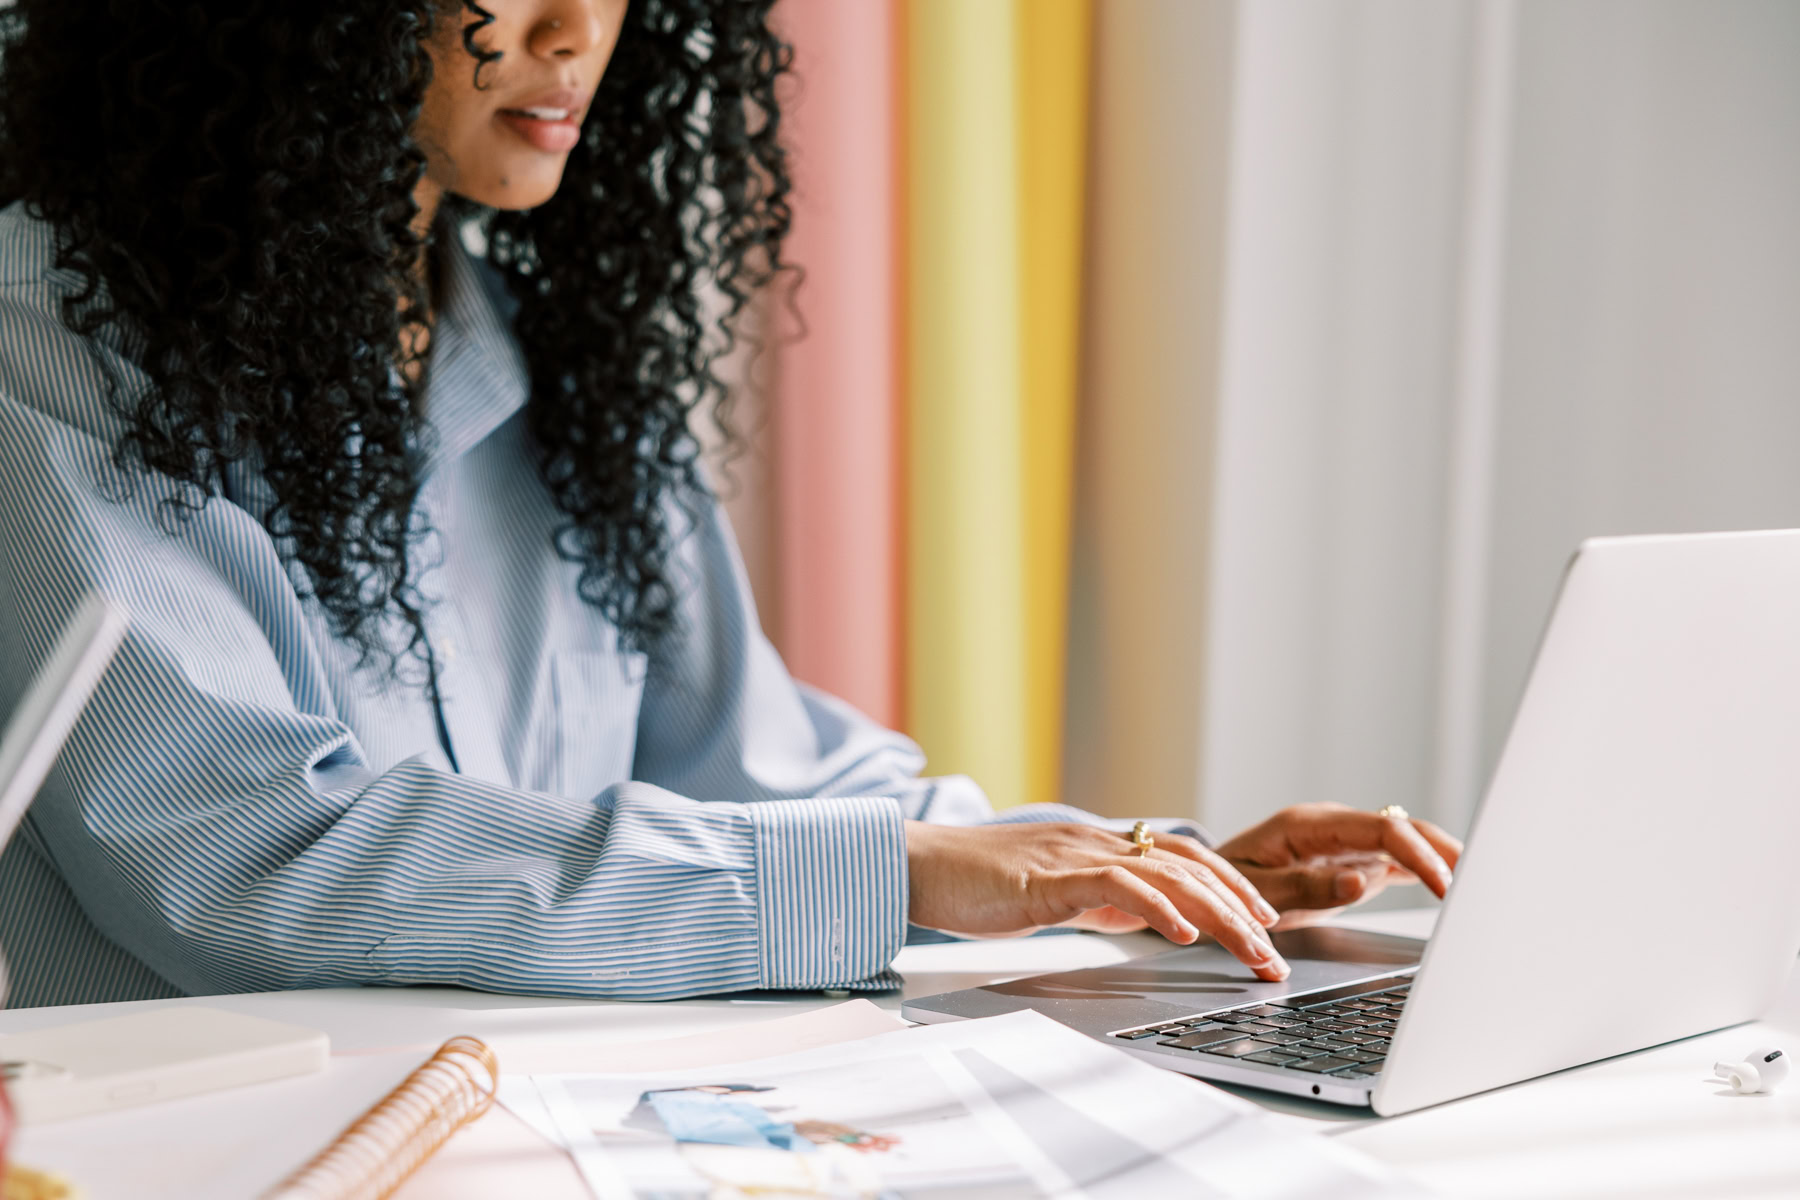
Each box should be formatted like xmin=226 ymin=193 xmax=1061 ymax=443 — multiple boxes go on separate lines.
xmin=612 ymin=1082 xmax=898 ymax=1199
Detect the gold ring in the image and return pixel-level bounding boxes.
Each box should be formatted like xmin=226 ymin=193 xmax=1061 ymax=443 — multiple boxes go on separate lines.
xmin=1128 ymin=820 xmax=1155 ymax=856
xmin=1377 ymin=805 xmax=1409 ymax=821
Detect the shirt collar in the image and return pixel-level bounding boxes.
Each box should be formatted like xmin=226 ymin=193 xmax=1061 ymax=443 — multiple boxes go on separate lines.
xmin=420 ymin=233 xmax=530 ymax=476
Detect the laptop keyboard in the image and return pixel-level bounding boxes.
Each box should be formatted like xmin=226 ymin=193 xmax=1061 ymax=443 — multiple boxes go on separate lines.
xmin=1109 ymin=974 xmax=1414 ymax=1084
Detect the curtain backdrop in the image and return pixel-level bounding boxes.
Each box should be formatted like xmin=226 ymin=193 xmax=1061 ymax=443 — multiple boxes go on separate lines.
xmin=902 ymin=0 xmax=1028 ymax=811
xmin=1017 ymin=0 xmax=1093 ymax=814
xmin=739 ymin=0 xmax=1800 ymax=836
xmin=768 ymin=0 xmax=904 ymax=731
xmin=901 ymin=0 xmax=1091 ymax=812
xmin=757 ymin=0 xmax=1092 ymax=811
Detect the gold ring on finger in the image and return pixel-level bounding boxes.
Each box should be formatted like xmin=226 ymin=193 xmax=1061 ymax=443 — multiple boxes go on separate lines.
xmin=1377 ymin=804 xmax=1409 ymax=820
xmin=1128 ymin=820 xmax=1155 ymax=856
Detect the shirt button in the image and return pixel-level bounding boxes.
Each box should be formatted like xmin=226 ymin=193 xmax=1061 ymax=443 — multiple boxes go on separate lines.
xmin=439 ymin=637 xmax=459 ymax=664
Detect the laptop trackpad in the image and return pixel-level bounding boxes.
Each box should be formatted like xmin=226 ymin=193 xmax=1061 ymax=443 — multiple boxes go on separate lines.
xmin=911 ymin=927 xmax=1424 ymax=1034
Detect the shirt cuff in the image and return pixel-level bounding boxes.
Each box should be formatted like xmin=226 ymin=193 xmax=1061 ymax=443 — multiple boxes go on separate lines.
xmin=749 ymin=795 xmax=908 ymax=990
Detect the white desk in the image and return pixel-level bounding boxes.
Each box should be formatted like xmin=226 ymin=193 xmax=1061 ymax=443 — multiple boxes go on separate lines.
xmin=4 ymin=909 xmax=1796 ymax=1200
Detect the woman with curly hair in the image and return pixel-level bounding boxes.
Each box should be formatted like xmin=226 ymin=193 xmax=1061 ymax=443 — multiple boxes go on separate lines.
xmin=0 ymin=0 xmax=1457 ymax=1008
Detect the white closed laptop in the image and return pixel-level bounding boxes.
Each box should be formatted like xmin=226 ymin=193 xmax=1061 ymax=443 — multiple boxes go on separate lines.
xmin=0 ymin=592 xmax=328 ymax=1119
xmin=0 ymin=591 xmax=129 ymax=848
xmin=905 ymin=530 xmax=1800 ymax=1115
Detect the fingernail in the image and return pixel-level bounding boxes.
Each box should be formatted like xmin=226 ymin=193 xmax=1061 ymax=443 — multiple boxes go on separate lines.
xmin=1335 ymin=870 xmax=1364 ymax=901
xmin=1255 ymin=900 xmax=1280 ymax=925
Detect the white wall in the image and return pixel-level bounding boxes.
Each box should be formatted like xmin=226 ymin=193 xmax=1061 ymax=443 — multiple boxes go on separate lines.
xmin=1194 ymin=0 xmax=1800 ymax=838
xmin=1200 ymin=0 xmax=1475 ymax=838
xmin=1479 ymin=0 xmax=1800 ymax=779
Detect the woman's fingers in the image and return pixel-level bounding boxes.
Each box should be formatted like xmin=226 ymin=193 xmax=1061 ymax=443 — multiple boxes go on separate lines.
xmin=1059 ymin=831 xmax=1285 ymax=976
xmin=1165 ymin=856 xmax=1268 ymax=947
xmin=1142 ymin=846 xmax=1263 ymax=935
xmin=1300 ymin=809 xmax=1455 ymax=898
xmin=1119 ymin=857 xmax=1290 ymax=980
xmin=1246 ymin=861 xmax=1359 ymax=911
xmin=1409 ymin=817 xmax=1464 ymax=871
xmin=1374 ymin=816 xmax=1455 ymax=897
xmin=1052 ymin=863 xmax=1288 ymax=980
xmin=1154 ymin=835 xmax=1281 ymax=927
xmin=1076 ymin=827 xmax=1263 ymax=933
xmin=1058 ymin=865 xmax=1197 ymax=945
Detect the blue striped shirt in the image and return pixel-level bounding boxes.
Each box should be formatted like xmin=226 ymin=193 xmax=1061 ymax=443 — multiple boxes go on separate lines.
xmin=0 ymin=202 xmax=1164 ymax=1009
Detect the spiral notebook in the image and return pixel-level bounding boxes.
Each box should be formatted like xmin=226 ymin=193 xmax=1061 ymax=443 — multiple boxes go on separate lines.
xmin=262 ymin=1036 xmax=500 ymax=1200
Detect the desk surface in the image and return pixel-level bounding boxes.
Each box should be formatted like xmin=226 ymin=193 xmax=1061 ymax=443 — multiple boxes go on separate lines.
xmin=4 ymin=907 xmax=1796 ymax=1200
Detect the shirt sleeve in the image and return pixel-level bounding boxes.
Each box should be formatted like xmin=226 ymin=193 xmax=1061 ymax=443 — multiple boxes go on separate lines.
xmin=629 ymin=497 xmax=980 ymax=819
xmin=631 ymin=498 xmax=1213 ymax=840
xmin=0 ymin=351 xmax=904 ymax=1005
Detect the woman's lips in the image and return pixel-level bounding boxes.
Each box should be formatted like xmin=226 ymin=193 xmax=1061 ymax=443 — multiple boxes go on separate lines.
xmin=496 ymin=107 xmax=582 ymax=153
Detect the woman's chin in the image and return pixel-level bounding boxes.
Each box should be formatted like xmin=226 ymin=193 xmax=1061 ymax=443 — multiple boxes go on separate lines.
xmin=452 ymin=165 xmax=568 ymax=212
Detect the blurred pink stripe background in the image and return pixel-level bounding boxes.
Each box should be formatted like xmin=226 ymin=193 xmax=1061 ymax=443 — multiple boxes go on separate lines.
xmin=772 ymin=0 xmax=903 ymax=730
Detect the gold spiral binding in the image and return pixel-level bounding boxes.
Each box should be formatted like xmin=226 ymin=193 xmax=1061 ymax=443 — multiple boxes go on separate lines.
xmin=262 ymin=1035 xmax=499 ymax=1200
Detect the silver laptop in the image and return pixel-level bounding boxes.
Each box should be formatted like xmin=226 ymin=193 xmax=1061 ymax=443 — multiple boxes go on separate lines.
xmin=904 ymin=531 xmax=1800 ymax=1115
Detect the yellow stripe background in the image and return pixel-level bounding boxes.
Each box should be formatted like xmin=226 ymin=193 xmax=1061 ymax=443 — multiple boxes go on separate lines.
xmin=1018 ymin=0 xmax=1091 ymax=810
xmin=904 ymin=0 xmax=1090 ymax=810
xmin=904 ymin=0 xmax=1027 ymax=810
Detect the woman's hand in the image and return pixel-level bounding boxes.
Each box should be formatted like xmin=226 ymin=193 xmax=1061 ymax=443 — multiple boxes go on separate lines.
xmin=904 ymin=821 xmax=1292 ymax=980
xmin=1214 ymin=803 xmax=1463 ymax=929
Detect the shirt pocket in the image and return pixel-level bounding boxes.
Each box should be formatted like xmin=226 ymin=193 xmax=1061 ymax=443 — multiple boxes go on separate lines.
xmin=550 ymin=650 xmax=644 ymax=799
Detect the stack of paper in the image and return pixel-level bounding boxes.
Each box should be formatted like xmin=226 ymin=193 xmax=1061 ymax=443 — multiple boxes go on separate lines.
xmin=500 ymin=1007 xmax=1432 ymax=1199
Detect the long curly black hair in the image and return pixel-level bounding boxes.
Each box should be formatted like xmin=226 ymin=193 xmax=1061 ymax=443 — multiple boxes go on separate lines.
xmin=0 ymin=0 xmax=792 ymax=665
